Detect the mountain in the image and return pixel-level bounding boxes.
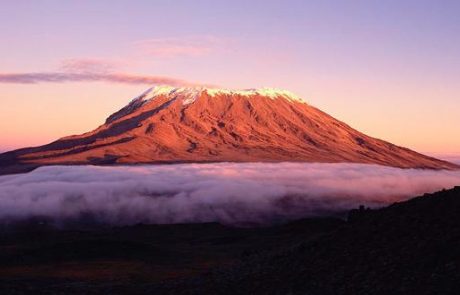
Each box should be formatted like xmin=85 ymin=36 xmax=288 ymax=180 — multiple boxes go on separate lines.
xmin=0 ymin=86 xmax=457 ymax=173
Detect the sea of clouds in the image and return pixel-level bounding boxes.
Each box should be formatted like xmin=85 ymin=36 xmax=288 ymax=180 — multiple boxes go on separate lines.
xmin=0 ymin=162 xmax=460 ymax=227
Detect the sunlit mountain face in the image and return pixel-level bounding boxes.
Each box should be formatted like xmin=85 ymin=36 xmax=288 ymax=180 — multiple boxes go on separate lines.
xmin=0 ymin=86 xmax=456 ymax=175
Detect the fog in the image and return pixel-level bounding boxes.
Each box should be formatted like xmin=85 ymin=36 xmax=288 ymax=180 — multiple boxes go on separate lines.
xmin=0 ymin=163 xmax=459 ymax=227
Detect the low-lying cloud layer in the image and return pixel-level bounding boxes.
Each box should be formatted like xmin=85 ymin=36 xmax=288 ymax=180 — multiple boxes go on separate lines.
xmin=1 ymin=163 xmax=459 ymax=227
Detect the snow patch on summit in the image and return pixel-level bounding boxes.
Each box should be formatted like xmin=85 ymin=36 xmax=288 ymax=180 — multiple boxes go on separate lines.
xmin=205 ymin=88 xmax=304 ymax=103
xmin=106 ymin=86 xmax=308 ymax=124
xmin=135 ymin=85 xmax=306 ymax=105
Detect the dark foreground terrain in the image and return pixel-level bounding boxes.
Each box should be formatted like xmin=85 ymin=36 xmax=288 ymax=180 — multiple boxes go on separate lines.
xmin=1 ymin=186 xmax=460 ymax=294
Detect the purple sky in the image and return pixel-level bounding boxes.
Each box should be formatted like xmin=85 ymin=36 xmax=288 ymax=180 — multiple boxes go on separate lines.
xmin=0 ymin=0 xmax=459 ymax=155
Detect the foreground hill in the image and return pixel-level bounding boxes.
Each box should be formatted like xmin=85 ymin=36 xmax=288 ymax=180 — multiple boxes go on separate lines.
xmin=0 ymin=186 xmax=459 ymax=294
xmin=161 ymin=186 xmax=460 ymax=295
xmin=0 ymin=86 xmax=457 ymax=173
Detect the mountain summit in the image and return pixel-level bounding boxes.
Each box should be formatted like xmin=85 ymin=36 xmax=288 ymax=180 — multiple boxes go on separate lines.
xmin=0 ymin=86 xmax=457 ymax=172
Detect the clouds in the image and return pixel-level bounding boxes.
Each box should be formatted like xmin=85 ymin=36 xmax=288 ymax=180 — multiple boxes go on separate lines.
xmin=134 ymin=36 xmax=230 ymax=58
xmin=0 ymin=72 xmax=207 ymax=86
xmin=0 ymin=51 xmax=219 ymax=86
xmin=0 ymin=163 xmax=459 ymax=227
xmin=59 ymin=58 xmax=124 ymax=74
xmin=0 ymin=35 xmax=229 ymax=86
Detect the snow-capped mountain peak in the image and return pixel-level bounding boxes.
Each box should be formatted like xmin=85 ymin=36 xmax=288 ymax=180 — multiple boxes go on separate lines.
xmin=134 ymin=85 xmax=307 ymax=106
xmin=7 ymin=84 xmax=456 ymax=171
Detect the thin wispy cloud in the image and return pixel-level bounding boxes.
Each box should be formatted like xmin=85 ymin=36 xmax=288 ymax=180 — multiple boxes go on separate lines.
xmin=0 ymin=53 xmax=217 ymax=86
xmin=59 ymin=58 xmax=125 ymax=74
xmin=0 ymin=35 xmax=229 ymax=86
xmin=134 ymin=36 xmax=231 ymax=58
xmin=0 ymin=72 xmax=206 ymax=86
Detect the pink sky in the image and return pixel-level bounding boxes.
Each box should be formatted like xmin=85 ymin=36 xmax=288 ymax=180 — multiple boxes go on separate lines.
xmin=1 ymin=1 xmax=459 ymax=155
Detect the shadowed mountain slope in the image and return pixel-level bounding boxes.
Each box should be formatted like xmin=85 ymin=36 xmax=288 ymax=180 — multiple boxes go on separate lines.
xmin=150 ymin=187 xmax=460 ymax=295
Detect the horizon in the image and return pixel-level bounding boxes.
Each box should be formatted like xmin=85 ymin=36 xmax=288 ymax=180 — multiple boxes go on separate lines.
xmin=1 ymin=0 xmax=460 ymax=155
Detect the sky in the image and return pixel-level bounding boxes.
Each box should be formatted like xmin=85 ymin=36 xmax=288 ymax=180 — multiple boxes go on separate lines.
xmin=0 ymin=0 xmax=459 ymax=155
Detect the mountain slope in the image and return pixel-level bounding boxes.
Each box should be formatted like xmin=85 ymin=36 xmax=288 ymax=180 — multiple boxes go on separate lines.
xmin=150 ymin=186 xmax=460 ymax=295
xmin=0 ymin=86 xmax=457 ymax=171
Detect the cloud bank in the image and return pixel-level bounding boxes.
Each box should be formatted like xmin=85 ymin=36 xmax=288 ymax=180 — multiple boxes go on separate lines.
xmin=0 ymin=163 xmax=459 ymax=227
